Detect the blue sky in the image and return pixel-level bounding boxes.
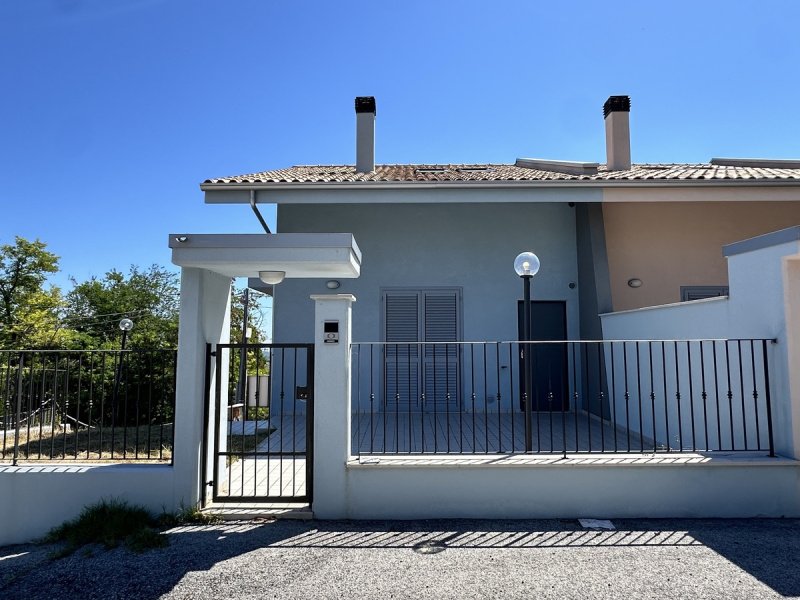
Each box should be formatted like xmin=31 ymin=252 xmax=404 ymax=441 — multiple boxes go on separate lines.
xmin=2 ymin=0 xmax=799 ymax=290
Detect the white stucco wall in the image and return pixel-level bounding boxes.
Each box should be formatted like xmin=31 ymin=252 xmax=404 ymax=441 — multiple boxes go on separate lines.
xmin=343 ymin=457 xmax=800 ymax=519
xmin=601 ymin=238 xmax=800 ymax=458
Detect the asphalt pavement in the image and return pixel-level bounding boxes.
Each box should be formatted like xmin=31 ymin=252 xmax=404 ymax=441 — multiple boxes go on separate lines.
xmin=2 ymin=517 xmax=799 ymax=599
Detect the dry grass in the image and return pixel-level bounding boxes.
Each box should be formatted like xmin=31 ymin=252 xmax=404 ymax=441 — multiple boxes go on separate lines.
xmin=0 ymin=424 xmax=173 ymax=463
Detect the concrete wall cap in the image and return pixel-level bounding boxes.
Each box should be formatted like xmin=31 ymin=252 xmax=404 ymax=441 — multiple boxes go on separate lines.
xmin=723 ymin=226 xmax=800 ymax=257
xmin=310 ymin=294 xmax=357 ymax=302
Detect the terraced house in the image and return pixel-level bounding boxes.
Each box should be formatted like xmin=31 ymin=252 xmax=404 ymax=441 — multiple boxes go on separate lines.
xmin=179 ymin=95 xmax=800 ymax=518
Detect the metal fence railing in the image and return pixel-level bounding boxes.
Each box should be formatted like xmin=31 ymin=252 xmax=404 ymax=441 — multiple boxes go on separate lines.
xmin=1 ymin=349 xmax=177 ymax=464
xmin=351 ymin=340 xmax=775 ymax=457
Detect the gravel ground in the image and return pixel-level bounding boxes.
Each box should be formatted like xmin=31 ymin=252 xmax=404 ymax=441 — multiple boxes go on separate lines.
xmin=2 ymin=518 xmax=799 ymax=599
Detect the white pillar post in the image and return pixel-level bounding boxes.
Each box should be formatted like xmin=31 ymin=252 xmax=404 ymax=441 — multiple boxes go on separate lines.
xmin=783 ymin=256 xmax=800 ymax=458
xmin=311 ymin=294 xmax=355 ymax=518
xmin=172 ymin=268 xmax=231 ymax=508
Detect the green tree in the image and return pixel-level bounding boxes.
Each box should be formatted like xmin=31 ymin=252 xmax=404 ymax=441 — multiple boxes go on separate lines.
xmin=64 ymin=265 xmax=179 ymax=349
xmin=0 ymin=236 xmax=63 ymax=348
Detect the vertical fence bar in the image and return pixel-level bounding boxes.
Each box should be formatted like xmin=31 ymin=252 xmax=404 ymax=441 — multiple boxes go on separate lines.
xmin=305 ymin=345 xmax=314 ymax=502
xmin=25 ymin=352 xmax=35 ymax=460
xmin=408 ymin=343 xmax=413 ymax=454
xmin=146 ymin=352 xmax=154 ymax=458
xmin=369 ymin=346 xmax=375 ymax=454
xmin=572 ymin=343 xmax=579 ymax=452
xmin=37 ymin=353 xmax=46 ymax=459
xmin=496 ymin=343 xmax=502 ymax=454
xmin=674 ymin=341 xmax=683 ymax=452
xmin=699 ymin=342 xmax=709 ymax=452
xmin=446 ymin=343 xmax=452 ymax=454
xmin=725 ymin=341 xmax=734 ymax=450
xmin=62 ymin=354 xmax=71 ymax=458
xmin=762 ymin=340 xmax=775 ymax=457
xmin=394 ymin=344 xmax=399 ymax=454
xmin=278 ymin=347 xmax=287 ymax=497
xmin=712 ymin=341 xmax=721 ymax=451
xmin=648 ymin=342 xmax=656 ymax=452
xmin=50 ymin=352 xmax=59 ymax=459
xmin=623 ymin=342 xmax=631 ymax=452
xmin=661 ymin=341 xmax=669 ymax=452
xmin=13 ymin=353 xmax=23 ymax=466
xmin=482 ymin=344 xmax=488 ymax=454
xmin=579 ymin=343 xmax=588 ymax=452
xmin=749 ymin=340 xmax=761 ymax=450
xmin=291 ymin=347 xmax=300 ymax=497
xmin=737 ymin=340 xmax=748 ymax=450
xmin=611 ymin=342 xmax=618 ymax=452
xmin=597 ymin=343 xmax=605 ymax=453
xmin=212 ymin=347 xmax=222 ymax=501
xmin=687 ymin=342 xmax=696 ymax=452
xmin=470 ymin=344 xmax=476 ymax=453
xmin=2 ymin=353 xmax=12 ymax=460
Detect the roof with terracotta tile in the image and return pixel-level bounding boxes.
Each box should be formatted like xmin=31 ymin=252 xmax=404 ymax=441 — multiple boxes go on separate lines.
xmin=203 ymin=163 xmax=800 ymax=186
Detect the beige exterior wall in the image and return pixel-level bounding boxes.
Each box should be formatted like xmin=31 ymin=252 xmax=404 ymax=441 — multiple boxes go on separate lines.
xmin=603 ymin=201 xmax=800 ymax=311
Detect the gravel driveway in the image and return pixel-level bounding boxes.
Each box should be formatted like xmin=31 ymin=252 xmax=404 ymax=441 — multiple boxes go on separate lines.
xmin=2 ymin=518 xmax=799 ymax=599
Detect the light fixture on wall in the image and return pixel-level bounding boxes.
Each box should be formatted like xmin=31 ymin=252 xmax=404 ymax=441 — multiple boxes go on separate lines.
xmin=627 ymin=278 xmax=643 ymax=288
xmin=326 ymin=280 xmax=341 ymax=290
xmin=259 ymin=270 xmax=286 ymax=285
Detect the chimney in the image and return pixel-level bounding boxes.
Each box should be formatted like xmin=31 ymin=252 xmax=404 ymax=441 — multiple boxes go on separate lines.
xmin=603 ymin=95 xmax=631 ymax=171
xmin=355 ymin=96 xmax=376 ymax=172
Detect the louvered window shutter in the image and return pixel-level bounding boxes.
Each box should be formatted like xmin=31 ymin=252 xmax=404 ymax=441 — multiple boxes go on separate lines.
xmin=384 ymin=293 xmax=419 ymax=407
xmin=423 ymin=292 xmax=459 ymax=406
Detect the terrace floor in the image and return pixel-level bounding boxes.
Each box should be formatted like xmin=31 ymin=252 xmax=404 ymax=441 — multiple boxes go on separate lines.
xmin=351 ymin=410 xmax=651 ymax=454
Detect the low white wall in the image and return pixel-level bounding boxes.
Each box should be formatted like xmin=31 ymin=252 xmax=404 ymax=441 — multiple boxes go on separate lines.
xmin=344 ymin=458 xmax=800 ymax=519
xmin=0 ymin=464 xmax=178 ymax=546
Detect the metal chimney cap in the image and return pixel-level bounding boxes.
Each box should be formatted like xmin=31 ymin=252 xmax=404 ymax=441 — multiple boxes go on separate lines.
xmin=355 ymin=96 xmax=376 ymax=115
xmin=603 ymin=95 xmax=631 ymax=118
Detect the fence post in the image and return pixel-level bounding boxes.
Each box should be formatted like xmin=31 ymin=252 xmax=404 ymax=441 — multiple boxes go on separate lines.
xmin=311 ymin=293 xmax=356 ymax=519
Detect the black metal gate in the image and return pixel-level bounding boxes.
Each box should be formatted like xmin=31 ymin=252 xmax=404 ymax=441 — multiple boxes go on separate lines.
xmin=204 ymin=343 xmax=313 ymax=503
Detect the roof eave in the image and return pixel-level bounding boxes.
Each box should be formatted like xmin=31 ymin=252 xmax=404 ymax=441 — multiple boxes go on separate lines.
xmin=200 ymin=178 xmax=800 ymax=192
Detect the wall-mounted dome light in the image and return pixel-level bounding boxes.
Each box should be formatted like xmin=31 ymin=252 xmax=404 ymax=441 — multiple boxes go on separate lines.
xmin=326 ymin=280 xmax=341 ymax=289
xmin=627 ymin=278 xmax=643 ymax=288
xmin=259 ymin=271 xmax=286 ymax=285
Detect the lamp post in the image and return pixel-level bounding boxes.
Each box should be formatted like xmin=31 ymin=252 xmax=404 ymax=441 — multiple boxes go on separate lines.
xmin=514 ymin=252 xmax=540 ymax=452
xmin=113 ymin=318 xmax=134 ymax=428
xmin=119 ymin=318 xmax=134 ymax=350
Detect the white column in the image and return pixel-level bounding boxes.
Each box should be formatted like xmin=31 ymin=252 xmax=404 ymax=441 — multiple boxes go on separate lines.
xmin=172 ymin=268 xmax=231 ymax=508
xmin=311 ymin=294 xmax=355 ymax=518
xmin=784 ymin=256 xmax=800 ymax=458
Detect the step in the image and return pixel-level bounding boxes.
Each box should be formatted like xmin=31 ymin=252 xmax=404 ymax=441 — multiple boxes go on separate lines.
xmin=202 ymin=502 xmax=313 ymax=521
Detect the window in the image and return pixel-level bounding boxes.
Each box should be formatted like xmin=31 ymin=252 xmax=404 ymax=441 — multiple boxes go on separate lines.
xmin=680 ymin=286 xmax=729 ymax=302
